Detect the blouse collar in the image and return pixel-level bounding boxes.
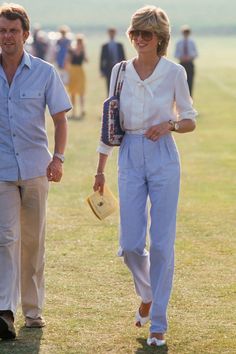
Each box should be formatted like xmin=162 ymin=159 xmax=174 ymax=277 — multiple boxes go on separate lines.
xmin=125 ymin=56 xmax=168 ymax=97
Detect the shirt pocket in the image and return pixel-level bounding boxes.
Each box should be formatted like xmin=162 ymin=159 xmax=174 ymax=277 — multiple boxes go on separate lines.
xmin=19 ymin=89 xmax=45 ymax=116
xmin=20 ymin=89 xmax=44 ymax=99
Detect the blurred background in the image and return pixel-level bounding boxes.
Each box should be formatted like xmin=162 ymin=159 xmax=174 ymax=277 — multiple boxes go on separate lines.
xmin=12 ymin=0 xmax=236 ymax=35
xmin=1 ymin=2 xmax=235 ymax=354
xmin=14 ymin=0 xmax=236 ymax=111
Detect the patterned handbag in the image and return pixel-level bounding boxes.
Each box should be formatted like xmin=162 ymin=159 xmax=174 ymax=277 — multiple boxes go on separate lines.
xmin=101 ymin=61 xmax=126 ymax=146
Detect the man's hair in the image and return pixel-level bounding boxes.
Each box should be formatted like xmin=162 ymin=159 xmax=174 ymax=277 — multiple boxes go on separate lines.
xmin=0 ymin=3 xmax=30 ymax=31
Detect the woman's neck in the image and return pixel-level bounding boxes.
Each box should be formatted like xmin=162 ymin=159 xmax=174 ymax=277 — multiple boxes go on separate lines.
xmin=135 ymin=52 xmax=160 ymax=68
xmin=133 ymin=53 xmax=161 ymax=81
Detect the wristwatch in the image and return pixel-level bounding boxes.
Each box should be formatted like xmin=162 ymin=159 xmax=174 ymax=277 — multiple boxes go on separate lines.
xmin=53 ymin=152 xmax=65 ymax=163
xmin=168 ymin=120 xmax=180 ymax=132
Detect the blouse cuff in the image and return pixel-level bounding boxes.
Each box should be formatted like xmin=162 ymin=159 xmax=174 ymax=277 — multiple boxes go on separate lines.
xmin=178 ymin=108 xmax=198 ymax=121
xmin=96 ymin=141 xmax=113 ymax=156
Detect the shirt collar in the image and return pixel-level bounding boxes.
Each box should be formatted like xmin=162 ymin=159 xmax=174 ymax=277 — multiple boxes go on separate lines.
xmin=0 ymin=50 xmax=31 ymax=70
xmin=125 ymin=57 xmax=168 ymax=98
xmin=126 ymin=56 xmax=167 ymax=83
xmin=21 ymin=50 xmax=31 ymax=69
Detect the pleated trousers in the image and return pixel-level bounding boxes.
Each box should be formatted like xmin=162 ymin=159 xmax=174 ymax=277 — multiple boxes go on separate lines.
xmin=118 ymin=133 xmax=180 ymax=333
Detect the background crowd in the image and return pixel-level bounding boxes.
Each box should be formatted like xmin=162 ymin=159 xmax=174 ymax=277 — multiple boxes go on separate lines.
xmin=26 ymin=23 xmax=197 ymax=120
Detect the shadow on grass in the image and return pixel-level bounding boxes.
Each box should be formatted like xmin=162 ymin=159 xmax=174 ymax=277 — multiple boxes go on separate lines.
xmin=136 ymin=337 xmax=168 ymax=354
xmin=0 ymin=326 xmax=43 ymax=354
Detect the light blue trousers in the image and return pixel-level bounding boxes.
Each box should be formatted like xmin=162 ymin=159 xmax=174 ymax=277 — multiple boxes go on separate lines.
xmin=118 ymin=133 xmax=180 ymax=333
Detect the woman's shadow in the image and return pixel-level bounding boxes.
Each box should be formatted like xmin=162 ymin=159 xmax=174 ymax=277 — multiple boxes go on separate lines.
xmin=0 ymin=326 xmax=43 ymax=354
xmin=136 ymin=337 xmax=168 ymax=354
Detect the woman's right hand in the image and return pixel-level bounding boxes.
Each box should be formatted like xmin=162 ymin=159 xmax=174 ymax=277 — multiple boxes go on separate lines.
xmin=93 ymin=173 xmax=105 ymax=195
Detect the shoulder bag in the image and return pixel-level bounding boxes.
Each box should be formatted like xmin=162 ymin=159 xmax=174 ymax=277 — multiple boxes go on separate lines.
xmin=101 ymin=61 xmax=126 ymax=146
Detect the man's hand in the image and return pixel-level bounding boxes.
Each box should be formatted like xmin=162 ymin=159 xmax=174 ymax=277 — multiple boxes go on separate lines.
xmin=145 ymin=122 xmax=171 ymax=141
xmin=47 ymin=158 xmax=63 ymax=182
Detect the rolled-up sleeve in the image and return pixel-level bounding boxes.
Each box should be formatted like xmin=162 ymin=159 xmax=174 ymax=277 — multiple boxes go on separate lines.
xmin=96 ymin=64 xmax=120 ymax=156
xmin=175 ymin=65 xmax=197 ymax=120
xmin=96 ymin=141 xmax=113 ymax=155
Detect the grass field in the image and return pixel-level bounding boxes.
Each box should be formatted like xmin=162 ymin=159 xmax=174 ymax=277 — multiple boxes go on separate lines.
xmin=0 ymin=36 xmax=236 ymax=354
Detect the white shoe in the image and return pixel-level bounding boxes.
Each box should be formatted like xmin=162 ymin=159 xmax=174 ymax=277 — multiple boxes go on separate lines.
xmin=135 ymin=310 xmax=149 ymax=327
xmin=147 ymin=337 xmax=166 ymax=347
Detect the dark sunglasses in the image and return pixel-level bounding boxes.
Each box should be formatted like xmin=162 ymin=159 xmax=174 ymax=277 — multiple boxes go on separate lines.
xmin=129 ymin=30 xmax=154 ymax=41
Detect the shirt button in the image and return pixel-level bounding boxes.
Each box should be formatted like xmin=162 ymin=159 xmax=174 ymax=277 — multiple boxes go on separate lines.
xmin=8 ymin=97 xmax=11 ymax=100
xmin=13 ymin=134 xmax=16 ymax=137
xmin=22 ymin=93 xmax=25 ymax=97
xmin=16 ymin=153 xmax=19 ymax=156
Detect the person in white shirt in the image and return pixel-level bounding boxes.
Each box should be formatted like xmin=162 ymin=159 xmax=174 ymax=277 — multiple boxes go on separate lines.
xmin=94 ymin=5 xmax=197 ymax=347
xmin=174 ymin=25 xmax=198 ymax=96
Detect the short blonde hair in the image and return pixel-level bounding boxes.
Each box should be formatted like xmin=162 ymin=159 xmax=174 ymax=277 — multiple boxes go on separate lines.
xmin=127 ymin=5 xmax=170 ymax=56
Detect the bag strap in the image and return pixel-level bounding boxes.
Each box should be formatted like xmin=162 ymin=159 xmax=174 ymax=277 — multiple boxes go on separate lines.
xmin=113 ymin=61 xmax=126 ymax=96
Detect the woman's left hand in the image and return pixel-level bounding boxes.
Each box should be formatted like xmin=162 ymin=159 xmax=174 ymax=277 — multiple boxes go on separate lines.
xmin=145 ymin=122 xmax=170 ymax=141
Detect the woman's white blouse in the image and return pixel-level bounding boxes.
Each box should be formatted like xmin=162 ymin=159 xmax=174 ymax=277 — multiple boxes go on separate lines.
xmin=97 ymin=56 xmax=197 ymax=155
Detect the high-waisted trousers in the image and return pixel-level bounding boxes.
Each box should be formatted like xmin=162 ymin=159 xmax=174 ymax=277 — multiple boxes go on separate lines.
xmin=118 ymin=133 xmax=180 ymax=333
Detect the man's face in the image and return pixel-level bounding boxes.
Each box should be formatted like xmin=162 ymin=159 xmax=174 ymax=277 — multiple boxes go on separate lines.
xmin=0 ymin=17 xmax=29 ymax=57
xmin=108 ymin=29 xmax=116 ymax=40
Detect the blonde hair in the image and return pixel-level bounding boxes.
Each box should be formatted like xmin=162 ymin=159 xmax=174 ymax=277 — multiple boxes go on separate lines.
xmin=127 ymin=5 xmax=170 ymax=56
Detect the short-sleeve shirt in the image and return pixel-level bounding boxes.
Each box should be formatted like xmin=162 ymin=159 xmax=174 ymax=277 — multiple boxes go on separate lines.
xmin=56 ymin=37 xmax=71 ymax=68
xmin=0 ymin=50 xmax=72 ymax=181
xmin=174 ymin=38 xmax=198 ymax=61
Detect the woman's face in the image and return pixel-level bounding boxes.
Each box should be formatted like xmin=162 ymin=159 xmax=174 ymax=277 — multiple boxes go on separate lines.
xmin=130 ymin=30 xmax=159 ymax=56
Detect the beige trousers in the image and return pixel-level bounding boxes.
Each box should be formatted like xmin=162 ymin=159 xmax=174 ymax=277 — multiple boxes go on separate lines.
xmin=0 ymin=177 xmax=49 ymax=318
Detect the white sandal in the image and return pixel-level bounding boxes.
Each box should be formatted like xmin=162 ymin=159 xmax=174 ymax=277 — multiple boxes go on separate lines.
xmin=147 ymin=337 xmax=166 ymax=347
xmin=135 ymin=310 xmax=150 ymax=327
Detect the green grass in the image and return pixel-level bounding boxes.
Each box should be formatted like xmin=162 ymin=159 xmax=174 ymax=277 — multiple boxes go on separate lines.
xmin=0 ymin=36 xmax=236 ymax=353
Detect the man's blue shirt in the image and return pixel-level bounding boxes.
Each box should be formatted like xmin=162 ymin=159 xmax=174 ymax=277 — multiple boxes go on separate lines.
xmin=0 ymin=51 xmax=71 ymax=181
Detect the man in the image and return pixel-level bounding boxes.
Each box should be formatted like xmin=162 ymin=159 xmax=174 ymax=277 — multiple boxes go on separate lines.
xmin=56 ymin=25 xmax=71 ymax=70
xmin=55 ymin=25 xmax=71 ymax=85
xmin=100 ymin=28 xmax=126 ymax=94
xmin=174 ymin=25 xmax=198 ymax=96
xmin=0 ymin=3 xmax=71 ymax=340
xmin=32 ymin=25 xmax=48 ymax=60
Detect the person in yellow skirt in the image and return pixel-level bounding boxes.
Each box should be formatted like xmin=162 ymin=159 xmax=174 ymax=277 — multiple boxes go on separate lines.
xmin=67 ymin=34 xmax=88 ymax=119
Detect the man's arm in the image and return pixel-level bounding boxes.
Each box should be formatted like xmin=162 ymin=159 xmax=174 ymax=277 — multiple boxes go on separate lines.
xmin=47 ymin=111 xmax=68 ymax=182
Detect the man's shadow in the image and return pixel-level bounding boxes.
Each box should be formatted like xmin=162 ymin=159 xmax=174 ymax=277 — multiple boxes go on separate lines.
xmin=0 ymin=326 xmax=43 ymax=354
xmin=136 ymin=337 xmax=168 ymax=354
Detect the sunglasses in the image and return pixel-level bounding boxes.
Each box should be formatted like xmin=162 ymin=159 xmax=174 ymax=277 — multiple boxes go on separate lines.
xmin=129 ymin=30 xmax=154 ymax=42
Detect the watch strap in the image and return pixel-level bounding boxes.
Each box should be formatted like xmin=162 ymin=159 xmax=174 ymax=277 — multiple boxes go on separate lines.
xmin=53 ymin=153 xmax=65 ymax=163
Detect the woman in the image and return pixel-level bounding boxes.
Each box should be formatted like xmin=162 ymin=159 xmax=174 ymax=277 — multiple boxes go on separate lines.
xmin=94 ymin=5 xmax=197 ymax=347
xmin=67 ymin=34 xmax=88 ymax=119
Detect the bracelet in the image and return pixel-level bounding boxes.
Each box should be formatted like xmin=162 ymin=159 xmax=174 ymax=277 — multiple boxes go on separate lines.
xmin=95 ymin=172 xmax=104 ymax=177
